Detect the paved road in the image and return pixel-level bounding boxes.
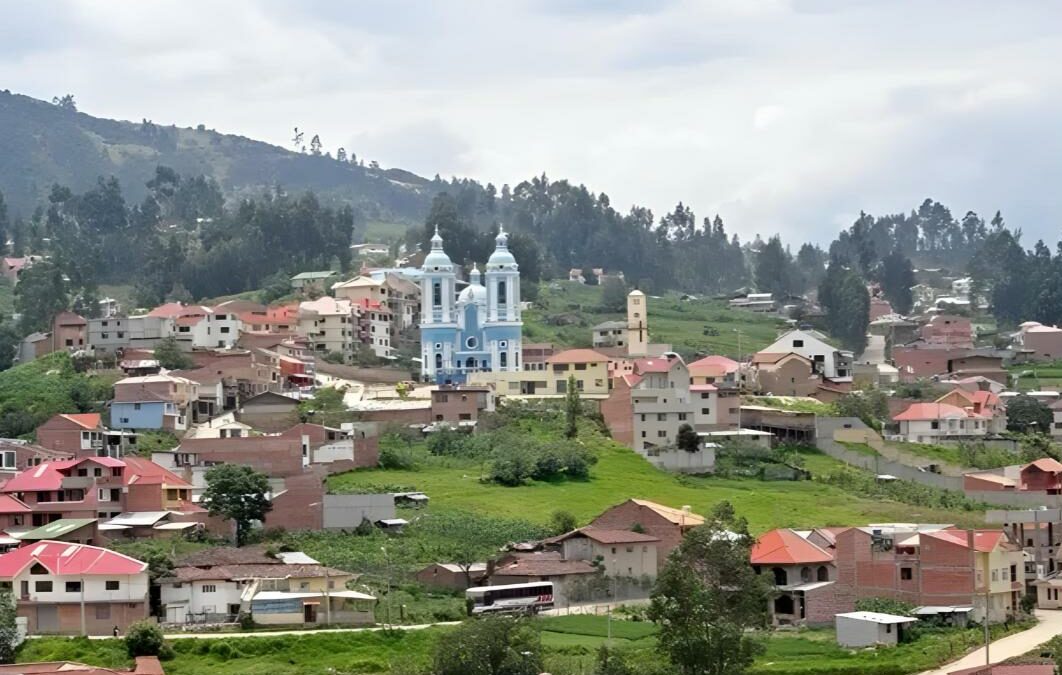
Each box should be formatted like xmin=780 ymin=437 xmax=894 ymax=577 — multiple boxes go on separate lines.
xmin=918 ymin=609 xmax=1062 ymax=675
xmin=859 ymin=334 xmax=886 ymax=365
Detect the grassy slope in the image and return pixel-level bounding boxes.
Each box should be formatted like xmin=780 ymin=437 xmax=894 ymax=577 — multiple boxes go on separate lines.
xmin=1007 ymin=360 xmax=1062 ymax=391
xmin=328 ymin=443 xmax=983 ymax=534
xmin=19 ymin=617 xmax=1028 ymax=675
xmin=523 ymin=281 xmax=787 ymax=358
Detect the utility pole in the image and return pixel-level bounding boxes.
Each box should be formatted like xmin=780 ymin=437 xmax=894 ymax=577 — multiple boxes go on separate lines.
xmin=79 ymin=576 xmax=86 ymax=637
xmin=734 ymin=328 xmax=744 ymax=430
xmin=381 ymin=546 xmax=391 ymax=628
xmin=984 ymin=581 xmax=991 ymax=666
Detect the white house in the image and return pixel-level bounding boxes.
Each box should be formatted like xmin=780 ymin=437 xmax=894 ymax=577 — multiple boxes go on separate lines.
xmin=761 ymin=329 xmax=852 ymax=380
xmin=892 ymin=402 xmax=990 ymax=443
xmin=0 ymin=541 xmax=149 ymax=635
xmin=87 ymin=315 xmax=176 ymax=355
xmin=297 ymin=297 xmax=356 ymax=357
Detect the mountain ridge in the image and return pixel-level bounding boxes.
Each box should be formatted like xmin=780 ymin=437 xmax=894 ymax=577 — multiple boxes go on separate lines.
xmin=0 ymin=90 xmax=435 ymax=224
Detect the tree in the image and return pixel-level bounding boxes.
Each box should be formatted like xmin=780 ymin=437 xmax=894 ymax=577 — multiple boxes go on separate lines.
xmin=754 ymin=236 xmax=797 ymax=298
xmin=548 ymin=509 xmax=578 ymax=535
xmin=676 ymin=423 xmax=700 ymax=453
xmin=0 ymin=323 xmax=19 ymax=372
xmin=0 ymin=591 xmax=17 ymax=663
xmin=310 ymin=134 xmax=323 ymax=156
xmin=879 ymin=248 xmax=915 ymax=315
xmin=565 ymin=374 xmax=580 ymax=438
xmin=14 ymin=259 xmax=68 ymax=334
xmin=202 ymin=464 xmax=272 ymax=546
xmin=153 ymin=336 xmax=194 ymax=370
xmin=648 ymin=506 xmax=770 ymax=675
xmin=601 ymin=277 xmax=628 ymax=312
xmin=336 ymin=147 xmax=348 ymax=163
xmin=51 ymin=94 xmax=77 ymax=111
xmin=1006 ymin=394 xmax=1052 ymax=434
xmin=433 ymin=616 xmax=543 ymax=675
xmin=834 ymin=391 xmax=889 ymax=430
xmin=125 ymin=621 xmax=164 ymax=657
xmin=818 ymin=259 xmax=870 ymax=353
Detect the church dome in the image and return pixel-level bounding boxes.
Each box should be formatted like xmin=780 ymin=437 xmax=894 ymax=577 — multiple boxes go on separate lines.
xmin=487 ymin=227 xmax=517 ymax=267
xmin=458 ymin=283 xmax=487 ymax=305
xmin=423 ymin=226 xmax=454 ymax=270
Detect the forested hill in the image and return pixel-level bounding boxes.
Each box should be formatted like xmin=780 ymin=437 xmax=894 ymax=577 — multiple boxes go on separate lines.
xmin=0 ymin=90 xmax=434 ymax=222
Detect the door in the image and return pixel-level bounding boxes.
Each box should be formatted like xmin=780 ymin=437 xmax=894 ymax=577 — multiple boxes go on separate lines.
xmin=303 ymin=604 xmax=317 ymax=623
xmin=37 ymin=605 xmax=58 ymax=633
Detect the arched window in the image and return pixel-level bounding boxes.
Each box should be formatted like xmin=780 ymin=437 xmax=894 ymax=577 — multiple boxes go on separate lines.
xmin=433 ymin=282 xmax=442 ymax=307
xmin=817 ymin=566 xmax=829 ymax=582
xmin=465 ymin=357 xmax=476 ymax=370
xmin=800 ymin=567 xmax=811 ymax=583
xmin=434 ymin=353 xmax=442 ymax=370
xmin=771 ymin=567 xmax=787 ymax=586
xmin=498 ymin=280 xmax=507 ymax=304
xmin=500 ymin=352 xmax=508 ymax=368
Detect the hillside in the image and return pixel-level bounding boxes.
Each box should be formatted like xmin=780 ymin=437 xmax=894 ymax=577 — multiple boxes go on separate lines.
xmin=525 ymin=281 xmax=788 ymax=358
xmin=0 ymin=91 xmax=434 ymax=224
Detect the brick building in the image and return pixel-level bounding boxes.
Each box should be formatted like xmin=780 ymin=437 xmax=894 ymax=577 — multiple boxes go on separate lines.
xmin=751 ymin=528 xmax=841 ymax=626
xmin=589 ymin=499 xmax=703 ymax=569
xmin=35 ymin=413 xmax=138 ymax=459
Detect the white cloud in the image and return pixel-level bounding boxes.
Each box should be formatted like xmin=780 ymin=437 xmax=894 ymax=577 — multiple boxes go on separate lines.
xmin=2 ymin=0 xmax=1062 ymax=244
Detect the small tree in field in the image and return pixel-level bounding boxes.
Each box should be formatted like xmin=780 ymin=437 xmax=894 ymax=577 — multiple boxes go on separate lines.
xmin=125 ymin=621 xmax=164 ymax=657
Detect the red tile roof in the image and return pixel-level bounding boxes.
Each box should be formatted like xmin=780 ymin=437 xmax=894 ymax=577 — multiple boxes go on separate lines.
xmin=687 ymin=355 xmax=739 ymax=376
xmin=751 ymin=528 xmax=835 ymax=565
xmin=59 ymin=413 xmax=102 ymax=430
xmin=546 ymin=349 xmax=609 ymax=365
xmin=0 ymin=494 xmax=31 ymax=514
xmin=554 ymin=527 xmax=661 ymax=545
xmin=0 ymin=541 xmax=146 ymax=578
xmin=923 ymin=529 xmax=1007 ymax=553
xmin=122 ymin=457 xmax=193 ymax=488
xmin=633 ymin=358 xmax=673 ymax=374
xmin=893 ymin=402 xmax=981 ymax=421
xmin=1024 ymin=458 xmax=1062 ymax=474
xmin=147 ymin=302 xmax=185 ymax=318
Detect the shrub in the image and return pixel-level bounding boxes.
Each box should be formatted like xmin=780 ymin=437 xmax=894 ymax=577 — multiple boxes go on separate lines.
xmin=125 ymin=621 xmax=165 ymax=657
xmin=237 ymin=611 xmax=255 ymax=630
xmin=549 ymin=510 xmax=578 ymax=535
xmin=379 ymin=444 xmax=419 ymax=470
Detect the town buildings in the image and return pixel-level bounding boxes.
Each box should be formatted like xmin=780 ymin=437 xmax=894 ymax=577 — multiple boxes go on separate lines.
xmin=419 ymin=227 xmax=522 ymax=383
xmin=110 ymin=375 xmax=198 ymax=431
xmin=892 ymin=388 xmax=1006 ymax=443
xmin=760 ymin=329 xmax=853 ymax=381
xmin=87 ymin=315 xmax=175 ymax=356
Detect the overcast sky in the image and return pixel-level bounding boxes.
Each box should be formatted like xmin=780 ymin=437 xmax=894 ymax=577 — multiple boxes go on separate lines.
xmin=2 ymin=0 xmax=1062 ymax=244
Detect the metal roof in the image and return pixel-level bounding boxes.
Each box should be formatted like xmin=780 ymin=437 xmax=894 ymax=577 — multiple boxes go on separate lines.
xmin=16 ymin=518 xmax=97 ymax=540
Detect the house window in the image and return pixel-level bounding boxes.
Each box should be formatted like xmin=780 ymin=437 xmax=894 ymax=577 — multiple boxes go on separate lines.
xmin=657 ymin=430 xmax=667 ymax=438
xmin=793 ymin=339 xmax=804 ymax=348
xmin=66 ymin=581 xmax=82 ymax=593
xmin=701 ymin=408 xmax=710 ymax=415
xmin=35 ymin=581 xmax=52 ymax=593
xmin=0 ymin=451 xmax=14 ymax=470
xmin=202 ymin=585 xmax=217 ymax=593
xmin=101 ymin=333 xmax=109 ymax=339
xmin=106 ymin=580 xmax=120 ymax=591
xmin=134 ymin=403 xmax=141 ymax=411
xmin=657 ymin=413 xmax=666 ymax=422
xmin=900 ymin=567 xmax=912 ymax=580
xmin=678 ymin=413 xmax=687 ymax=421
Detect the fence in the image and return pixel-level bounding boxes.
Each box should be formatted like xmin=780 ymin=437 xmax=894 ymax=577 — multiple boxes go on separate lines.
xmin=814 ymin=416 xmax=1062 ymax=509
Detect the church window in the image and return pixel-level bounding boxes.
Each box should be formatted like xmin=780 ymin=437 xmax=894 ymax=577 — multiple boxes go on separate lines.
xmin=435 ymin=343 xmax=442 ymax=350
xmin=435 ymin=354 xmax=442 ymax=370
xmin=466 ymin=336 xmax=478 ymax=349
xmin=499 ymin=341 xmax=507 ymax=348
xmin=433 ymin=282 xmax=442 ymax=307
xmin=498 ymin=280 xmax=507 ymax=302
xmin=500 ymin=352 xmax=508 ymax=367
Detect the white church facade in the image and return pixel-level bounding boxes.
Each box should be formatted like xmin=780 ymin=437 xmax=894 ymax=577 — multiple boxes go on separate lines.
xmin=419 ymin=227 xmax=523 ymax=383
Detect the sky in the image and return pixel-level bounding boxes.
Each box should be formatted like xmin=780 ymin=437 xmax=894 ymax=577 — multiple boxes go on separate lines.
xmin=2 ymin=0 xmax=1062 ymax=244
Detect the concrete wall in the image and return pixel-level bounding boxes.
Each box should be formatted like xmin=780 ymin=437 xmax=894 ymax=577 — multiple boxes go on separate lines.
xmin=645 ymin=447 xmax=715 ymax=474
xmin=322 ymin=493 xmax=396 ymax=529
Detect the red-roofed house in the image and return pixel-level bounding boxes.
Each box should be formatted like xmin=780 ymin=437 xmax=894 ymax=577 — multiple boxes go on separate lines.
xmin=545 ymin=349 xmax=610 ymax=395
xmin=35 ymin=413 xmax=138 ymax=459
xmin=1020 ymin=458 xmax=1062 ymax=493
xmin=0 ymin=541 xmax=149 ymax=635
xmin=751 ymin=528 xmax=838 ymax=626
xmin=893 ymin=401 xmax=993 ymax=444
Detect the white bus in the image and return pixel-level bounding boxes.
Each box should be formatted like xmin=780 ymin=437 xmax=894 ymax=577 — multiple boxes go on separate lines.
xmin=465 ymin=581 xmax=554 ymax=615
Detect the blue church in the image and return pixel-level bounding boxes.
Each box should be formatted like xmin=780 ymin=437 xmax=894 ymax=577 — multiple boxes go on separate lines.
xmin=420 ymin=227 xmax=522 ymax=383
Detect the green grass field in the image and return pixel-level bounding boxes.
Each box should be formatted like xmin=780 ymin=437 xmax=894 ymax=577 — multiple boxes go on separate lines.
xmin=19 ymin=616 xmax=1030 ymax=675
xmin=1007 ymin=361 xmax=1062 ymax=391
xmin=523 ymin=281 xmax=787 ymax=358
xmin=328 ymin=441 xmax=983 ymax=535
